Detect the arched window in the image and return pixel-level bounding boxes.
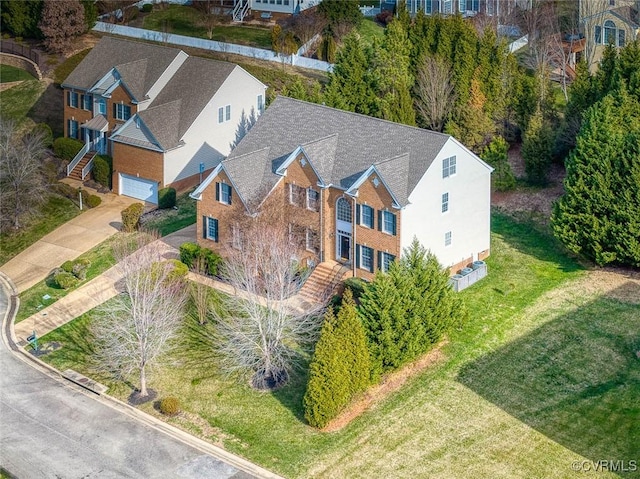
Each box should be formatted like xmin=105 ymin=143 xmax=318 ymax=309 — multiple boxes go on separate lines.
xmin=336 ymin=197 xmax=352 ymax=222
xmin=604 ymin=20 xmax=617 ymax=45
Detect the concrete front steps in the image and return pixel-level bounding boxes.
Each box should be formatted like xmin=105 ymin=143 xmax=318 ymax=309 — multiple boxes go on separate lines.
xmin=298 ymin=260 xmax=351 ymax=304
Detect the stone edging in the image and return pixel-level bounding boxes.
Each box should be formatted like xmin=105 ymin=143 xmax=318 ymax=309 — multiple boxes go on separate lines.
xmin=0 ymin=52 xmax=42 ymax=80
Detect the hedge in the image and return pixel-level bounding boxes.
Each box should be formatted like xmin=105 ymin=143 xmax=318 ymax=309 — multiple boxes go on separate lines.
xmin=92 ymin=155 xmax=111 ymax=188
xmin=179 ymin=242 xmax=222 ymax=276
xmin=121 ymin=203 xmax=145 ymax=232
xmin=53 ymin=137 xmax=83 ymax=161
xmin=158 ymin=187 xmax=176 ymax=209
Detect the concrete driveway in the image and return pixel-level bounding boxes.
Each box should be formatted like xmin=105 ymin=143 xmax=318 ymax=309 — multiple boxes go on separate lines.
xmin=0 ymin=193 xmax=138 ymax=293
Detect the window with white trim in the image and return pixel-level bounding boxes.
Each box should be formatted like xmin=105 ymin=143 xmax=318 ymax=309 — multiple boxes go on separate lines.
xmin=113 ymin=103 xmax=131 ymax=121
xmin=68 ymin=91 xmax=78 ymax=108
xmin=306 ymin=188 xmax=319 ymax=211
xmin=289 ymin=183 xmax=305 ymax=206
xmin=379 ymin=251 xmax=396 ymax=272
xmin=337 ymin=197 xmax=352 ymax=222
xmin=68 ymin=120 xmax=79 ymax=139
xmin=442 ymin=192 xmax=449 ymax=213
xmin=359 ymin=204 xmax=374 ymax=228
xmin=97 ymin=97 xmax=107 ymax=115
xmin=225 ymin=104 xmax=231 ymax=121
xmin=257 ymin=94 xmax=264 ymax=113
xmin=445 ymin=231 xmax=452 ymax=246
xmin=205 ymin=216 xmax=218 ymax=242
xmin=442 ymin=156 xmax=457 ymax=178
xmin=218 ymin=183 xmax=232 ymax=205
xmin=380 ymin=210 xmax=396 ymax=235
xmin=604 ymin=20 xmax=617 ymax=44
xmin=81 ymin=94 xmax=92 ymax=111
xmin=358 ymin=245 xmax=374 ymax=272
xmin=218 ymin=107 xmax=224 ymax=123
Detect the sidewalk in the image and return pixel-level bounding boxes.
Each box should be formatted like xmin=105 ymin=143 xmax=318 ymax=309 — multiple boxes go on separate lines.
xmin=14 ymin=224 xmax=319 ymax=343
xmin=0 ymin=189 xmax=138 ymax=293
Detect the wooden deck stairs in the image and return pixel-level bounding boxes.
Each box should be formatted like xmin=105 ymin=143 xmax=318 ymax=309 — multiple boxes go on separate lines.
xmin=298 ymin=260 xmax=351 ymax=304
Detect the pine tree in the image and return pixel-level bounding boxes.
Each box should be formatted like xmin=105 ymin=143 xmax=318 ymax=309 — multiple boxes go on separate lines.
xmin=373 ymin=20 xmax=416 ymax=126
xmin=324 ymin=32 xmax=377 ymax=115
xmin=1 ymin=0 xmax=43 ymax=38
xmin=481 ymin=136 xmax=516 ymax=191
xmin=521 ymin=106 xmax=554 ymax=186
xmin=303 ymin=289 xmax=370 ymax=428
xmin=552 ymin=90 xmax=640 ymax=267
xmin=39 ymin=0 xmax=85 ymax=53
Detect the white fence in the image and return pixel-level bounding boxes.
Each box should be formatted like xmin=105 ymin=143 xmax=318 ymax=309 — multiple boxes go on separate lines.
xmin=508 ymin=35 xmax=528 ymax=53
xmin=93 ymin=22 xmax=333 ymax=72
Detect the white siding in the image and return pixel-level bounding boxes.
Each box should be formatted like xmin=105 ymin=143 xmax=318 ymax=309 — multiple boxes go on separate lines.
xmin=401 ymin=137 xmax=492 ymax=268
xmin=163 ymin=66 xmax=267 ymax=186
xmin=251 ymin=0 xmax=320 ymax=14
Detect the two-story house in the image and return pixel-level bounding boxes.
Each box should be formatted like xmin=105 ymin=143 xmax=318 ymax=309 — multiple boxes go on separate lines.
xmin=582 ymin=0 xmax=639 ymax=70
xmin=61 ymin=36 xmax=266 ymax=203
xmin=191 ymin=97 xmax=493 ymax=283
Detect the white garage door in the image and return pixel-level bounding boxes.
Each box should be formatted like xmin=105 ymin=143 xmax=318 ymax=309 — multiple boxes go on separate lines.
xmin=119 ymin=174 xmax=158 ymax=204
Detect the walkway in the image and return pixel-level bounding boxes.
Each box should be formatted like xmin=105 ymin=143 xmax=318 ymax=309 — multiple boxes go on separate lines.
xmin=14 ymin=224 xmax=319 ymax=344
xmin=0 ymin=188 xmax=137 ymax=293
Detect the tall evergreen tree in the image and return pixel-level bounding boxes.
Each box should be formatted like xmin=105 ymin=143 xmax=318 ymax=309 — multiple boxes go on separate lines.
xmin=552 ymin=90 xmax=640 ymax=267
xmin=324 ymin=32 xmax=377 ymax=115
xmin=304 ymin=289 xmax=370 ymax=428
xmin=521 ymin=106 xmax=554 ymax=185
xmin=0 ymin=0 xmax=43 ymax=38
xmin=481 ymin=136 xmax=515 ymax=191
xmin=372 ymin=20 xmax=416 ymax=126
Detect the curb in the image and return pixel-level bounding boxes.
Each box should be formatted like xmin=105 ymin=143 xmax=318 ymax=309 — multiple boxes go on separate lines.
xmin=0 ymin=271 xmax=284 ymax=479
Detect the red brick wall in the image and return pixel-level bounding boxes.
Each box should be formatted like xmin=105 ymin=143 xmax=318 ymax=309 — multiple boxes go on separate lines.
xmin=63 ymin=89 xmax=92 ymax=138
xmin=112 ymin=142 xmax=164 ymax=194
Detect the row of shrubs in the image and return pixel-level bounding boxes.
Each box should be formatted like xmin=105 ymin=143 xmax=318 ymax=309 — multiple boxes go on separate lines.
xmin=179 ymin=242 xmax=223 ymax=277
xmin=303 ymin=239 xmax=467 ymax=428
xmin=51 ymin=258 xmax=91 ymax=289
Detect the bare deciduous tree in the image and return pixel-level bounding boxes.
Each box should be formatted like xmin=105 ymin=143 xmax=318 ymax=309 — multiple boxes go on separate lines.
xmin=93 ymin=233 xmax=188 ymax=398
xmin=211 ymin=196 xmax=324 ymax=390
xmin=191 ymin=257 xmax=211 ymax=326
xmin=0 ymin=120 xmax=49 ymax=232
xmin=413 ymin=56 xmax=457 ymax=132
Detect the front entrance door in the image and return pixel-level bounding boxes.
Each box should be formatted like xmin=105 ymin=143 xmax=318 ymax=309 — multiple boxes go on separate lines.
xmin=337 ymin=231 xmax=351 ymax=262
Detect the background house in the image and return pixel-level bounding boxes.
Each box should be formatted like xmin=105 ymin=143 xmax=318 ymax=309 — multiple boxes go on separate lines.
xmin=62 ymin=36 xmax=266 ymax=203
xmin=191 ymin=97 xmax=493 ymax=283
xmin=581 ymin=0 xmax=639 ymax=70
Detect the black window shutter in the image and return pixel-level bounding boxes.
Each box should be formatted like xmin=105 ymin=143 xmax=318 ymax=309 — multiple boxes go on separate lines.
xmin=356 ymin=204 xmax=361 ymax=225
xmin=229 ymin=187 xmax=232 ymax=205
xmin=202 ymin=216 xmax=207 ymax=239
xmin=214 ymin=219 xmax=219 ymax=242
xmin=377 ymin=250 xmax=382 ymax=270
xmin=392 ymin=213 xmax=397 ymax=236
xmin=378 ymin=210 xmax=382 ymax=231
xmin=355 ymin=245 xmax=360 ymax=269
xmin=215 ymin=182 xmax=220 ymax=201
xmin=67 ymin=91 xmax=70 ymax=106
xmin=113 ymin=103 xmax=117 ymax=118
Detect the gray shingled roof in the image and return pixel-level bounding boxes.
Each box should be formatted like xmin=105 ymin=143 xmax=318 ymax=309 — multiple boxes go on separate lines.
xmin=224 ymin=97 xmax=450 ymax=207
xmin=62 ymin=37 xmax=183 ymax=100
xmin=137 ymin=56 xmax=237 ymax=150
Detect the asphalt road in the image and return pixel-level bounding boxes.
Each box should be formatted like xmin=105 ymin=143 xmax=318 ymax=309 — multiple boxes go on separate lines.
xmin=0 ymin=281 xmax=257 ymax=479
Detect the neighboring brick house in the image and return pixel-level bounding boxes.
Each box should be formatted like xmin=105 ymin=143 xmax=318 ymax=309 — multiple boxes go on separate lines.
xmin=582 ymin=0 xmax=639 ymax=70
xmin=61 ymin=36 xmax=266 ymax=203
xmin=191 ymin=97 xmax=493 ymax=280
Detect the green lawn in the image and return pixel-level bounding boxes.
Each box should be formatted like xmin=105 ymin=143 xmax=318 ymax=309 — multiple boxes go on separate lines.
xmin=140 ymin=189 xmax=197 ymax=236
xmin=143 ymin=5 xmax=272 ymax=49
xmin=0 ymin=64 xmax=35 ymax=83
xmin=0 ymin=79 xmax=45 ymax=129
xmin=53 ymin=48 xmax=91 ymax=85
xmin=0 ymin=195 xmax=81 ymax=267
xmin=15 ymin=235 xmax=118 ymax=323
xmin=358 ymin=18 xmax=385 ymax=45
xmin=37 ymin=212 xmax=640 ymax=478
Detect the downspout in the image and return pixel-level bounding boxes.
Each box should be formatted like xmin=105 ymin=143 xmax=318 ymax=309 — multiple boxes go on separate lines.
xmin=319 ymin=185 xmax=324 ymax=263
xmin=352 ymin=195 xmax=357 ymax=278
